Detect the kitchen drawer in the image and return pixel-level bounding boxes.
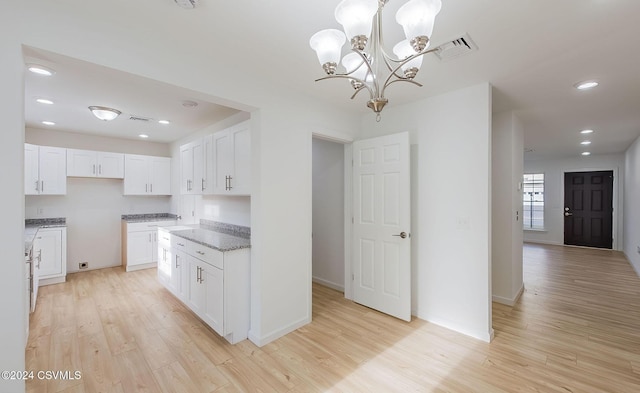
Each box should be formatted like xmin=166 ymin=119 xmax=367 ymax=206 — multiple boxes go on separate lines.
xmin=158 ymin=231 xmax=172 ymax=248
xmin=172 ymin=236 xmax=188 ymax=252
xmin=127 ymin=220 xmax=176 ymax=232
xmin=187 ymin=241 xmax=223 ymax=269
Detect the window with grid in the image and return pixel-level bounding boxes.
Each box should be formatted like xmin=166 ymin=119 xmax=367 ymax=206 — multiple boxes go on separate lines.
xmin=523 ymin=173 xmax=544 ymax=229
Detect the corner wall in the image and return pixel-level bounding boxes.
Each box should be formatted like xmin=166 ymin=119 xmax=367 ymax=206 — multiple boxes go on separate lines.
xmin=624 ymin=135 xmax=640 ymax=274
xmin=491 ymin=111 xmax=524 ymax=305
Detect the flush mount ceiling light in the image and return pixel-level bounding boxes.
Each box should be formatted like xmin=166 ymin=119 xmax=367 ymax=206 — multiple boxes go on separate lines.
xmin=158 ymin=120 xmax=170 ymax=125
xmin=580 ymin=129 xmax=594 ymax=134
xmin=27 ymin=64 xmax=55 ymax=76
xmin=88 ymin=106 xmax=121 ymax=121
xmin=574 ymin=80 xmax=599 ymax=90
xmin=41 ymin=121 xmax=56 ymax=126
xmin=581 ymin=141 xmax=592 ymax=145
xmin=36 ymin=98 xmax=54 ymax=105
xmin=138 ymin=134 xmax=149 ymax=139
xmin=310 ymin=0 xmax=442 ymax=121
xmin=582 ymin=152 xmax=591 ymax=156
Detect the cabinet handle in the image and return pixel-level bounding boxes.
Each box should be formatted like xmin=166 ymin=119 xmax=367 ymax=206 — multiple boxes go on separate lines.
xmin=196 ymin=250 xmax=205 ymax=256
xmin=93 ymin=164 xmax=96 ymax=174
xmin=177 ymin=242 xmax=185 ymax=247
xmin=150 ymin=183 xmax=153 ymax=193
xmin=201 ymin=178 xmax=205 ymax=191
xmin=35 ymin=181 xmax=39 ymax=192
xmin=196 ymin=266 xmax=201 ymax=283
xmin=175 ymin=255 xmax=180 ymax=268
xmin=99 ymin=164 xmax=102 ymax=174
xmin=146 ymin=184 xmax=148 ymax=193
xmin=154 ymin=232 xmax=157 ymax=241
xmin=41 ymin=180 xmax=44 ymax=192
xmin=149 ymin=233 xmax=152 ymax=242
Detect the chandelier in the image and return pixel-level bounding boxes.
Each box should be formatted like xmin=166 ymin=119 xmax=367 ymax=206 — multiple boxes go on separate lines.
xmin=310 ymin=0 xmax=442 ymax=121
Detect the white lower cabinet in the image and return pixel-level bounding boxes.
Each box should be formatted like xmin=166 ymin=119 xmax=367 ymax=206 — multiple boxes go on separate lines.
xmin=122 ymin=220 xmax=176 ymax=272
xmin=33 ymin=227 xmax=67 ymax=285
xmin=158 ymin=229 xmax=250 ymax=344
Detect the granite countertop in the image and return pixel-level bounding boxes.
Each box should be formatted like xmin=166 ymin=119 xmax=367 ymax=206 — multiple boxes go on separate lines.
xmin=121 ymin=213 xmax=178 ymax=223
xmin=24 ymin=218 xmax=66 ymax=256
xmin=159 ymin=220 xmax=251 ymax=252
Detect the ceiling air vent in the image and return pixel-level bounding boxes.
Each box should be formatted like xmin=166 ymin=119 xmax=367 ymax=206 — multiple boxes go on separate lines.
xmin=129 ymin=116 xmax=151 ymax=122
xmin=174 ymin=0 xmax=198 ymax=9
xmin=433 ymin=33 xmax=478 ymax=62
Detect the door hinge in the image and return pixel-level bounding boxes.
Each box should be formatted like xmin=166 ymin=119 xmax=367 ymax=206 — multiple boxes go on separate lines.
xmin=352 ymin=273 xmax=354 ymax=281
xmin=352 ymin=217 xmax=354 ymax=224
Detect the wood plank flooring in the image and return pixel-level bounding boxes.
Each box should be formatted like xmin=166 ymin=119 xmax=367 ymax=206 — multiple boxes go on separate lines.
xmin=27 ymin=244 xmax=640 ymax=392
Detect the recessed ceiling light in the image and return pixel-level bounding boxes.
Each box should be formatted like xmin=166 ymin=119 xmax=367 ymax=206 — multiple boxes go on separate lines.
xmin=158 ymin=120 xmax=170 ymax=125
xmin=41 ymin=121 xmax=55 ymax=126
xmin=27 ymin=65 xmax=55 ymax=76
xmin=580 ymin=129 xmax=594 ymax=134
xmin=581 ymin=141 xmax=591 ymax=145
xmin=574 ymin=80 xmax=599 ymax=90
xmin=138 ymin=134 xmax=149 ymax=139
xmin=36 ymin=98 xmax=54 ymax=105
xmin=582 ymin=152 xmax=591 ymax=156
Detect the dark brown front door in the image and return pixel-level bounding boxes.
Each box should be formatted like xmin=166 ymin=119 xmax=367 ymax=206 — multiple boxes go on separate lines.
xmin=564 ymin=171 xmax=613 ymax=249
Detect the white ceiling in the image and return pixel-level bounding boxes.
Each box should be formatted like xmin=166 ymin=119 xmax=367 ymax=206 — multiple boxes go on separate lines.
xmin=23 ymin=0 xmax=640 ymax=159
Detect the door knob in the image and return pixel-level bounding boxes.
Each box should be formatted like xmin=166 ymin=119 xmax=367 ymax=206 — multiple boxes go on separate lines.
xmin=393 ymin=232 xmax=408 ymax=239
xmin=564 ymin=212 xmax=573 ymax=217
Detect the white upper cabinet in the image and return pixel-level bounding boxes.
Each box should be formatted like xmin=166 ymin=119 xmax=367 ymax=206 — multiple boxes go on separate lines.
xmin=179 ymin=139 xmax=205 ymax=195
xmin=213 ymin=120 xmax=251 ymax=195
xmin=24 ymin=144 xmax=67 ymax=195
xmin=67 ymin=148 xmax=124 ymax=179
xmin=123 ymin=154 xmax=171 ymax=195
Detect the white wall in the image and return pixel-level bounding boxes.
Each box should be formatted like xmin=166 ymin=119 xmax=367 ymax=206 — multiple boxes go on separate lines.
xmin=491 ymin=111 xmax=524 ymax=306
xmin=624 ymin=136 xmax=640 ymax=274
xmin=0 ymin=30 xmax=26 ymax=392
xmin=360 ymin=83 xmax=494 ymax=342
xmin=25 ymin=128 xmax=172 ymax=273
xmin=312 ymin=138 xmax=345 ymax=291
xmin=523 ymin=154 xmax=624 ymax=250
xmin=2 ymin=0 xmax=361 ymax=355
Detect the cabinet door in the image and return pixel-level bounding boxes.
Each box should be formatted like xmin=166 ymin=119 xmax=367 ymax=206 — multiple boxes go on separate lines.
xmin=124 ymin=154 xmax=149 ymax=195
xmin=185 ymin=256 xmax=206 ymax=316
xmin=25 ymin=144 xmax=40 ymax=195
xmin=97 ymin=152 xmax=124 ymax=179
xmin=213 ymin=131 xmax=231 ymax=194
xmin=230 ymin=122 xmax=251 ymax=195
xmin=67 ymin=148 xmax=97 ymax=177
xmin=202 ymin=263 xmax=224 ymax=335
xmin=149 ymin=156 xmax=171 ymax=195
xmin=157 ymin=245 xmax=171 ymax=287
xmin=180 ymin=144 xmax=194 ymax=194
xmin=202 ymin=134 xmax=214 ymax=195
xmin=126 ymin=230 xmax=154 ymax=266
xmin=34 ymin=229 xmax=63 ymax=278
xmin=170 ymin=250 xmax=187 ymax=300
xmin=38 ymin=146 xmax=67 ymax=195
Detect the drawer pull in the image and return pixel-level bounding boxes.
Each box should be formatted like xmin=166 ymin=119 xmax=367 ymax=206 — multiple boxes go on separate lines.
xmin=177 ymin=243 xmax=185 ymax=247
xmin=196 ymin=251 xmax=205 ymax=255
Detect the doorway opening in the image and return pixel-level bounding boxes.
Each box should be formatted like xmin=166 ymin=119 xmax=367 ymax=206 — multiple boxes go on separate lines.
xmin=312 ymin=137 xmax=346 ymax=293
xmin=564 ymin=170 xmax=614 ymax=249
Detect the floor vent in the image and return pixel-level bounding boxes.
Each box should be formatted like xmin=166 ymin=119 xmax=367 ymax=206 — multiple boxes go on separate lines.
xmin=433 ymin=33 xmax=478 ymax=62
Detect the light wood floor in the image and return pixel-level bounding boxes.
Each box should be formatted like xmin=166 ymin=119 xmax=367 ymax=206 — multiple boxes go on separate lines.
xmin=27 ymin=244 xmax=640 ymax=392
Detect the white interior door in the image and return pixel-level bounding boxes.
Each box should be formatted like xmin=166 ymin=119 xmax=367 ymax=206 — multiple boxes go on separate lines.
xmin=352 ymin=132 xmax=411 ymax=321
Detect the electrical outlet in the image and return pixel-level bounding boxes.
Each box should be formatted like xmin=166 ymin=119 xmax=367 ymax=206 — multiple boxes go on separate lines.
xmin=79 ymin=262 xmax=89 ymax=269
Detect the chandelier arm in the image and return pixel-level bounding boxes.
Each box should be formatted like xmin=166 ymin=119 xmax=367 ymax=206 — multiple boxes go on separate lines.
xmin=314 ymin=75 xmax=374 ymax=100
xmin=381 ymin=79 xmax=423 ymax=98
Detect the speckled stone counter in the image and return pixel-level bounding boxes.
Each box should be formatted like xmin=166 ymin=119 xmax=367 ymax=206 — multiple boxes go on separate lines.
xmin=121 ymin=213 xmax=178 ymax=223
xmin=24 ymin=218 xmax=66 ymax=255
xmin=160 ymin=220 xmax=251 ymax=252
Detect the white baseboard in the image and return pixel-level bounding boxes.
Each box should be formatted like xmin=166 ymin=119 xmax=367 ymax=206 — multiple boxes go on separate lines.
xmin=524 ymin=239 xmax=563 ymax=246
xmin=248 ymin=315 xmax=311 ymax=347
xmin=312 ymin=276 xmax=344 ymax=292
xmin=415 ymin=313 xmax=493 ymax=343
xmin=125 ymin=262 xmax=156 ymax=272
xmin=492 ymin=284 xmax=524 ymax=306
xmin=38 ymin=276 xmax=66 ymax=286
